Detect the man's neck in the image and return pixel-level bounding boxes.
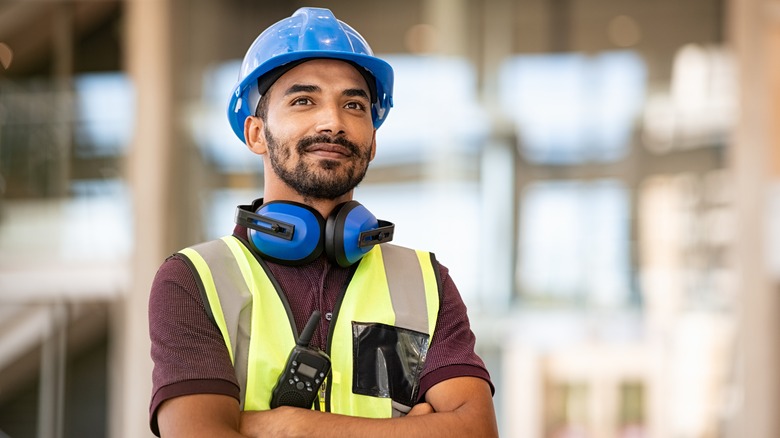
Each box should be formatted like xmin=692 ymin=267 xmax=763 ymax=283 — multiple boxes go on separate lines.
xmin=262 ymin=188 xmax=353 ymax=219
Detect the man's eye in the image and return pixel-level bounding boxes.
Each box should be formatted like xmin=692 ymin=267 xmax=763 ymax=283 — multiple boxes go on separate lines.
xmin=292 ymin=97 xmax=312 ymax=105
xmin=345 ymin=101 xmax=366 ymax=111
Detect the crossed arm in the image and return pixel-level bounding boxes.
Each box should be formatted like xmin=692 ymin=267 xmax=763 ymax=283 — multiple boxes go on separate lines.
xmin=156 ymin=376 xmax=498 ymax=438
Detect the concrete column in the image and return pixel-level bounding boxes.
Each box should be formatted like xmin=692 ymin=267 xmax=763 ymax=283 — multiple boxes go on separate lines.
xmin=728 ymin=0 xmax=780 ymax=437
xmin=422 ymin=0 xmax=468 ymax=57
xmin=478 ymin=0 xmax=517 ymax=312
xmin=476 ymin=3 xmax=517 ymax=438
xmin=51 ymin=1 xmax=73 ymax=198
xmin=418 ymin=0 xmax=471 ymax=183
xmin=37 ymin=302 xmax=67 ymax=438
xmin=110 ymin=0 xmax=176 ymax=436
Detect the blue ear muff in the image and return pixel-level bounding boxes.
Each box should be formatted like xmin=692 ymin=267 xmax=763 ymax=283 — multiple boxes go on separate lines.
xmin=236 ymin=201 xmax=325 ymax=266
xmin=235 ymin=199 xmax=393 ymax=267
xmin=325 ymin=201 xmax=395 ymax=268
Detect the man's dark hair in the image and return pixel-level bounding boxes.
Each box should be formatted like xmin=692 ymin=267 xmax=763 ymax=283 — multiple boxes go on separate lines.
xmin=254 ymin=92 xmax=270 ymax=120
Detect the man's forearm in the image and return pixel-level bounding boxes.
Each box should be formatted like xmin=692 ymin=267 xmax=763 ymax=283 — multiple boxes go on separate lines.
xmin=240 ymin=377 xmax=498 ymax=438
xmin=240 ymin=404 xmax=496 ymax=438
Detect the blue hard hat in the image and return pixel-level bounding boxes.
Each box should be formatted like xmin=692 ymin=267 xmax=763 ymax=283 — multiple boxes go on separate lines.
xmin=227 ymin=7 xmax=394 ymax=143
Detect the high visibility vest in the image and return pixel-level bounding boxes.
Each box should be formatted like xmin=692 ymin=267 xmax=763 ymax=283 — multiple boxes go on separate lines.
xmin=179 ymin=235 xmax=441 ymax=418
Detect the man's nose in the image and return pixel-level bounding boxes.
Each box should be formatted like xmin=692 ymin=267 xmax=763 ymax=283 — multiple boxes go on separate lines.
xmin=315 ymin=103 xmax=347 ymax=136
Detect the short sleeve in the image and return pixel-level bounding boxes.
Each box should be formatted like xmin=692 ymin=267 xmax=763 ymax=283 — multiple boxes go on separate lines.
xmin=148 ymin=255 xmax=240 ymax=436
xmin=417 ymin=262 xmax=494 ymax=399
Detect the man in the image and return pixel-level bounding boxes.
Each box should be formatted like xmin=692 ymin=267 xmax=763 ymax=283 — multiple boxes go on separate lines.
xmin=149 ymin=7 xmax=498 ymax=437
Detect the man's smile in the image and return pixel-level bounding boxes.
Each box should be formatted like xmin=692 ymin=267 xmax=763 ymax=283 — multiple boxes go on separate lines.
xmin=304 ymin=142 xmax=353 ymax=159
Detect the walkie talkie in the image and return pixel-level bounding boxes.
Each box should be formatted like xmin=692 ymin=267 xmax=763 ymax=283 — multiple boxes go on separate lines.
xmin=270 ymin=310 xmax=332 ymax=409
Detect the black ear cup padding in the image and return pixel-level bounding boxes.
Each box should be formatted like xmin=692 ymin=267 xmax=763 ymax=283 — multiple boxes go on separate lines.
xmin=325 ymin=201 xmax=361 ymax=268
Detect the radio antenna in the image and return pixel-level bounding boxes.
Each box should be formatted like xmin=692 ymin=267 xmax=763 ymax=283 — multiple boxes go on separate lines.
xmin=297 ymin=310 xmax=321 ymax=347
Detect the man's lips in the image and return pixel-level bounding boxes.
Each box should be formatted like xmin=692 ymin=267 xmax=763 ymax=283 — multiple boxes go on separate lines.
xmin=304 ymin=142 xmax=353 ymax=158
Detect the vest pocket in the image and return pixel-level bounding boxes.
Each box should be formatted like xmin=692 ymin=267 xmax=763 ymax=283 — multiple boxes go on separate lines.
xmin=351 ymin=322 xmax=430 ymax=409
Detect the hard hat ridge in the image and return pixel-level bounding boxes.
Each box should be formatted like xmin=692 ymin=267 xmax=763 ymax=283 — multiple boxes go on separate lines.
xmin=227 ymin=7 xmax=394 ymax=144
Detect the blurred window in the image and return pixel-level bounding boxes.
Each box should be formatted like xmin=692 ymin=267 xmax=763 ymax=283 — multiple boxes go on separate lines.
xmin=373 ymin=55 xmax=488 ymax=166
xmin=517 ymin=179 xmax=632 ymax=307
xmin=192 ymin=60 xmax=254 ymax=173
xmin=74 ymin=72 xmax=134 ymax=157
xmin=500 ymin=51 xmax=646 ymax=164
xmin=0 ymin=72 xmax=133 ymax=260
xmin=641 ymin=44 xmax=736 ymax=153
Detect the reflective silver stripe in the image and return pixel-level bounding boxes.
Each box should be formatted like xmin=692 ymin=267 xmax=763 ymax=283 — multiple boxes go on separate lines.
xmin=381 ymin=244 xmax=429 ymax=334
xmin=187 ymin=238 xmax=253 ymax=408
xmin=382 ymin=244 xmax=436 ymax=417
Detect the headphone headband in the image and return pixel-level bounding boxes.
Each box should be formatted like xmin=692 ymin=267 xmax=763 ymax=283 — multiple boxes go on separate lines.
xmin=235 ymin=206 xmax=295 ymax=241
xmin=358 ymin=219 xmax=394 ymax=248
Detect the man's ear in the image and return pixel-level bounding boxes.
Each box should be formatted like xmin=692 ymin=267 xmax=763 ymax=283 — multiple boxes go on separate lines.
xmin=244 ymin=116 xmax=267 ymax=155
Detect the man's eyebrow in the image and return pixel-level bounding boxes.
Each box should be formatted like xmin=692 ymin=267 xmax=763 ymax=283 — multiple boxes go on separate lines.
xmin=283 ymin=84 xmax=369 ymax=100
xmin=343 ymin=88 xmax=369 ymax=100
xmin=283 ymin=84 xmax=320 ymax=96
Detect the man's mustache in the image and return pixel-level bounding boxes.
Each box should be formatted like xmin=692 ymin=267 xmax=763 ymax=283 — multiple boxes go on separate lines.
xmin=297 ymin=135 xmax=361 ymax=157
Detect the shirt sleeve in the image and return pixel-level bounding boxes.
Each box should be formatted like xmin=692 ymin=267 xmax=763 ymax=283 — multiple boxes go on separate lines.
xmin=148 ymin=254 xmax=240 ymax=436
xmin=417 ymin=261 xmax=495 ymax=400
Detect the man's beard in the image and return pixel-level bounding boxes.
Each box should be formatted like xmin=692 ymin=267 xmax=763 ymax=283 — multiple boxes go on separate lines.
xmin=264 ymin=125 xmax=372 ymax=201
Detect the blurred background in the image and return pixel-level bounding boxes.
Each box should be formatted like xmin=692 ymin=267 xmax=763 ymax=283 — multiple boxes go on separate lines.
xmin=0 ymin=0 xmax=778 ymax=437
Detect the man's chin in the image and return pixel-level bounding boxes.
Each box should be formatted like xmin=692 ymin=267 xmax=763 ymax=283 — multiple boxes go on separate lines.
xmin=316 ymin=158 xmax=342 ymax=171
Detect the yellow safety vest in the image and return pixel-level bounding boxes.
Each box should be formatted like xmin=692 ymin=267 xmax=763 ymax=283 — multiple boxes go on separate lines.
xmin=179 ymin=236 xmax=441 ymax=418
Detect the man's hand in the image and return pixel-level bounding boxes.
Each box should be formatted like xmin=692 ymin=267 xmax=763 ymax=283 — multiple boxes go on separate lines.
xmin=407 ymin=402 xmax=434 ymax=416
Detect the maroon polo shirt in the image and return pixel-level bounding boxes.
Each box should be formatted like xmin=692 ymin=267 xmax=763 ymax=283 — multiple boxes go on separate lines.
xmin=148 ymin=226 xmax=493 ymax=436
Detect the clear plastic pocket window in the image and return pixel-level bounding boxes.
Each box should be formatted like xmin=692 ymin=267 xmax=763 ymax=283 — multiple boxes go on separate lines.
xmin=352 ymin=322 xmax=430 ymax=408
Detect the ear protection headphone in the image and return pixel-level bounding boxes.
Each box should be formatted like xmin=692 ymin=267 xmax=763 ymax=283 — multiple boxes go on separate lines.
xmin=235 ymin=199 xmax=394 ymax=267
